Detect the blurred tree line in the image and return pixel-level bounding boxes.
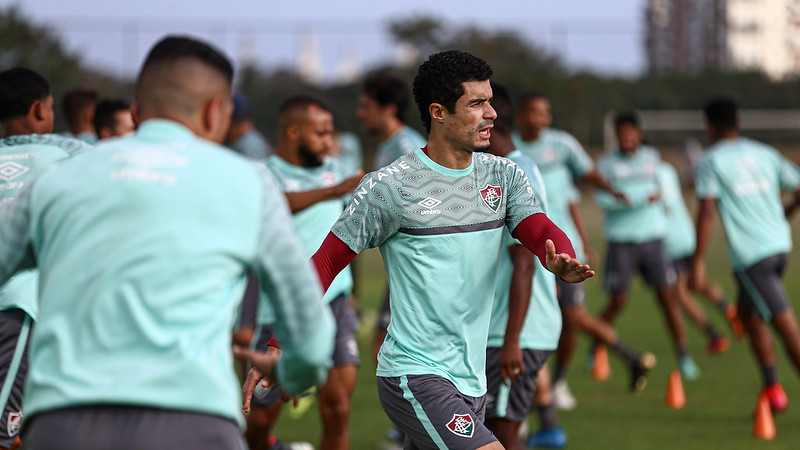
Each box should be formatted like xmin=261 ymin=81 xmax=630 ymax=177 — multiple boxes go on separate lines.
xmin=4 ymin=7 xmax=800 ymax=157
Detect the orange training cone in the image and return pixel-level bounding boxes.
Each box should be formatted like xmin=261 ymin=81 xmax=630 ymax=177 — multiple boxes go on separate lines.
xmin=592 ymin=345 xmax=610 ymax=381
xmin=753 ymin=394 xmax=776 ymax=440
xmin=665 ymin=370 xmax=686 ymax=409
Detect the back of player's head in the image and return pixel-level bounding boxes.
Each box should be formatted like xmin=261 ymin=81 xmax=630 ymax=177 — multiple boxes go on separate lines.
xmin=93 ymin=98 xmax=130 ymax=135
xmin=135 ymin=35 xmax=233 ymax=123
xmin=0 ymin=67 xmax=50 ymax=123
xmin=278 ymin=95 xmax=329 ymax=129
xmin=489 ymin=82 xmax=513 ymax=136
xmin=613 ymin=111 xmax=641 ymax=130
xmin=413 ymin=50 xmax=493 ymax=133
xmin=61 ymin=87 xmax=98 ymax=128
xmin=516 ymin=92 xmax=547 ymax=111
xmin=364 ymin=68 xmax=411 ymax=123
xmin=704 ymin=97 xmax=738 ymax=132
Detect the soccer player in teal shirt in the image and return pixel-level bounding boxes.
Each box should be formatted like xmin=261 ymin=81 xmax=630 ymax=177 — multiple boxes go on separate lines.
xmin=0 ymin=37 xmax=335 ymax=449
xmin=692 ymin=97 xmax=800 ymax=412
xmin=356 ymin=68 xmax=428 ymax=366
xmin=0 ymin=67 xmax=92 ymax=450
xmin=226 ymin=94 xmax=272 ymax=160
xmin=595 ymin=112 xmax=697 ymax=380
xmin=249 ymin=96 xmax=362 ymax=450
xmin=514 ymin=93 xmax=642 ymax=407
xmin=313 ymin=51 xmax=593 ymax=450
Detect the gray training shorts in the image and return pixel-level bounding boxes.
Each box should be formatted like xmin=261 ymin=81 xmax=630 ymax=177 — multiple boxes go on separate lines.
xmin=604 ymin=239 xmax=677 ymax=293
xmin=377 ymin=374 xmax=496 ymax=450
xmin=734 ymin=253 xmax=791 ymax=322
xmin=485 ymin=348 xmax=552 ymax=422
xmin=0 ymin=309 xmax=31 ymax=448
xmin=22 ymin=406 xmax=243 ymax=450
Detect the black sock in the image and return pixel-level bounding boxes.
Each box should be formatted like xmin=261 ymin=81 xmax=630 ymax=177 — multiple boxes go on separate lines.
xmin=704 ymin=324 xmax=720 ymax=339
xmin=762 ymin=365 xmax=779 ymax=387
xmin=552 ymin=363 xmax=568 ymax=383
xmin=612 ymin=340 xmax=638 ymax=366
xmin=538 ymin=403 xmax=559 ymax=431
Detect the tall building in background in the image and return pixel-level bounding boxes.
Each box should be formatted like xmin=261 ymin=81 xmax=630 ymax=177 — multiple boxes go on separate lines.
xmin=646 ymin=0 xmax=800 ymax=79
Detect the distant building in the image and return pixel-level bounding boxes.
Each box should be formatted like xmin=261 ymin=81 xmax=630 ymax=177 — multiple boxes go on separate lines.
xmin=646 ymin=0 xmax=800 ymax=79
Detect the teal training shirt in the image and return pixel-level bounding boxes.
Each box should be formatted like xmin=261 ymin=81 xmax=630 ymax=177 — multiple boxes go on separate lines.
xmin=61 ymin=130 xmax=98 ymax=145
xmin=658 ymin=162 xmax=695 ymax=260
xmin=266 ymin=155 xmax=354 ymax=302
xmin=332 ymin=149 xmax=543 ymax=397
xmin=231 ymin=129 xmax=272 ymax=160
xmin=487 ymin=151 xmax=561 ymax=350
xmin=0 ymin=120 xmax=335 ymax=425
xmin=336 ymin=132 xmax=363 ymax=176
xmin=0 ymin=134 xmax=91 ymax=319
xmin=695 ymin=137 xmax=800 ymax=270
xmin=513 ymin=128 xmax=592 ymax=260
xmin=596 ymin=146 xmax=666 ymax=243
xmin=374 ymin=126 xmax=426 ymax=170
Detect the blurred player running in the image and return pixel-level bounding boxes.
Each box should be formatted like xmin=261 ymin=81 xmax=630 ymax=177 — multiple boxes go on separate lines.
xmin=0 ymin=36 xmax=335 ymax=449
xmin=311 ymin=50 xmax=593 ymax=450
xmin=482 ymin=81 xmax=566 ymax=449
xmin=691 ymin=97 xmax=800 ymax=412
xmin=0 ymin=67 xmax=92 ymax=450
xmin=595 ymin=112 xmax=698 ymax=380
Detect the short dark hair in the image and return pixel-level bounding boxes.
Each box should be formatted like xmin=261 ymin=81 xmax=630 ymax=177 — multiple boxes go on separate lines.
xmin=413 ymin=50 xmax=493 ymax=133
xmin=614 ymin=111 xmax=640 ymax=130
xmin=490 ymin=82 xmax=513 ymax=135
xmin=62 ymin=87 xmax=99 ymax=128
xmin=139 ymin=35 xmax=233 ymax=85
xmin=364 ymin=68 xmax=411 ymax=123
xmin=93 ymin=98 xmax=130 ymax=136
xmin=0 ymin=67 xmax=50 ymax=122
xmin=704 ymin=97 xmax=738 ymax=132
xmin=516 ymin=92 xmax=547 ymax=111
xmin=278 ymin=95 xmax=329 ymax=128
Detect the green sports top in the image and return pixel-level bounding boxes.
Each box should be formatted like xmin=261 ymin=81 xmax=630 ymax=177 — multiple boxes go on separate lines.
xmin=695 ymin=137 xmax=800 ymax=270
xmin=0 ymin=120 xmax=335 ymax=425
xmin=487 ymin=150 xmax=560 ymax=350
xmin=332 ymin=149 xmax=543 ymax=397
xmin=374 ymin=126 xmax=426 ymax=170
xmin=658 ymin=162 xmax=695 ymax=260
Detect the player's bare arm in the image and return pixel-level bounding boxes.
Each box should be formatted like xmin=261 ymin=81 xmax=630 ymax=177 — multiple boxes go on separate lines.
xmin=499 ymin=245 xmax=536 ymax=384
xmin=690 ymin=198 xmax=716 ymax=290
xmin=284 ymin=171 xmax=363 ymax=213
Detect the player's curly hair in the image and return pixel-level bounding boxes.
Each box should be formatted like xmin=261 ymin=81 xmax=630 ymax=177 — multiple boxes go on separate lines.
xmin=412 ymin=50 xmax=493 ymax=133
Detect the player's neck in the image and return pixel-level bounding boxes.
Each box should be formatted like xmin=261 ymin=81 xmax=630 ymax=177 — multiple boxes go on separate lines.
xmin=713 ymin=130 xmax=739 ymax=143
xmin=275 ymin=142 xmax=302 ymax=167
xmin=519 ymin=127 xmax=543 ymax=142
xmin=379 ymin=118 xmax=404 ymax=143
xmin=2 ymin=120 xmax=45 ymax=138
xmin=426 ymin=131 xmax=473 ymax=170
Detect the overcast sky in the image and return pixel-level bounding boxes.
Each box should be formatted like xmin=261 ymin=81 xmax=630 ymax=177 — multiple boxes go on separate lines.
xmin=3 ymin=0 xmax=645 ymax=80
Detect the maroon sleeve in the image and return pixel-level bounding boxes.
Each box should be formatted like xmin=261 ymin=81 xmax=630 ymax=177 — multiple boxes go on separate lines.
xmin=267 ymin=335 xmax=281 ymax=349
xmin=311 ymin=232 xmax=358 ymax=293
xmin=511 ymin=213 xmax=576 ymax=269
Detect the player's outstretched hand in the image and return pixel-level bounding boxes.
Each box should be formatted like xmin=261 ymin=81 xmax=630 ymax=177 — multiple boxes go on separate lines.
xmin=545 ymin=239 xmax=594 ymax=283
xmin=334 ymin=171 xmax=365 ymax=196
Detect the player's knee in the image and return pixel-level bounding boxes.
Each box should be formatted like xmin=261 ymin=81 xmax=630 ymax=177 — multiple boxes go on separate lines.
xmin=320 ymin=396 xmax=352 ymax=424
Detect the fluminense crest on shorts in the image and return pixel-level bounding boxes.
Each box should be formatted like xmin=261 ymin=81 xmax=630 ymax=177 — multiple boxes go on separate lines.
xmin=445 ymin=413 xmax=474 ymax=438
xmin=7 ymin=411 xmax=21 ymax=437
xmin=479 ymin=184 xmax=502 ymax=214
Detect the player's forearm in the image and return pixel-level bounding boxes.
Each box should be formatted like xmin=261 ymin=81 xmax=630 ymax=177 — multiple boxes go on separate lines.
xmin=512 ymin=213 xmax=576 ymax=268
xmin=504 ymin=245 xmax=535 ymax=345
xmin=284 ymin=187 xmax=340 ymax=213
xmin=311 ymin=232 xmax=358 ymax=293
xmin=585 ymin=169 xmax=614 ymax=193
xmin=692 ymin=198 xmax=715 ymax=264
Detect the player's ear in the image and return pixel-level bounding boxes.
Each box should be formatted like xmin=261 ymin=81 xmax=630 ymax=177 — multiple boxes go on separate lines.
xmin=130 ymin=101 xmax=142 ymax=127
xmin=429 ymin=103 xmax=446 ymax=126
xmin=286 ymin=123 xmax=300 ymax=141
xmin=31 ymin=99 xmax=45 ymax=121
xmin=202 ymin=95 xmax=231 ymax=144
xmin=385 ymin=103 xmax=398 ymax=119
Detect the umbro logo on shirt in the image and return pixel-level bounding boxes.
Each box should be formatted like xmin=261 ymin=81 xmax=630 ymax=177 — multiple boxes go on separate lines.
xmin=0 ymin=162 xmax=29 ymax=182
xmin=418 ymin=197 xmax=442 ymax=215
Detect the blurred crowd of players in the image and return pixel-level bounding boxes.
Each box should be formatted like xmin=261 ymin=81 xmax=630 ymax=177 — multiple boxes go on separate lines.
xmin=0 ymin=34 xmax=799 ymax=450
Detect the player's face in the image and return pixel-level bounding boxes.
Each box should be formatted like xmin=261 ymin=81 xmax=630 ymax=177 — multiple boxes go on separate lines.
xmin=443 ymin=80 xmax=496 ymax=152
xmin=517 ymin=98 xmax=552 ymax=132
xmin=616 ymin=123 xmax=642 ymax=154
xmin=112 ymin=109 xmax=136 ymax=137
xmin=297 ymin=105 xmax=334 ymax=167
xmin=356 ymin=94 xmax=383 ymax=135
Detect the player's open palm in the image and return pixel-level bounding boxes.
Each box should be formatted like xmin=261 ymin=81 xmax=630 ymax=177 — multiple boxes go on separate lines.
xmin=545 ymin=239 xmax=595 ymax=283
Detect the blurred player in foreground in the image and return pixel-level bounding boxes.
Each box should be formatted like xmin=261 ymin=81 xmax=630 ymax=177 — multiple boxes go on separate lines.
xmin=691 ymin=97 xmax=800 ymax=412
xmin=0 ymin=36 xmax=335 ymax=449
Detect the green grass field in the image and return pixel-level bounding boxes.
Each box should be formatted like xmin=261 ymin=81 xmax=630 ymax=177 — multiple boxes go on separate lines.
xmin=270 ymin=193 xmax=800 ymax=450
